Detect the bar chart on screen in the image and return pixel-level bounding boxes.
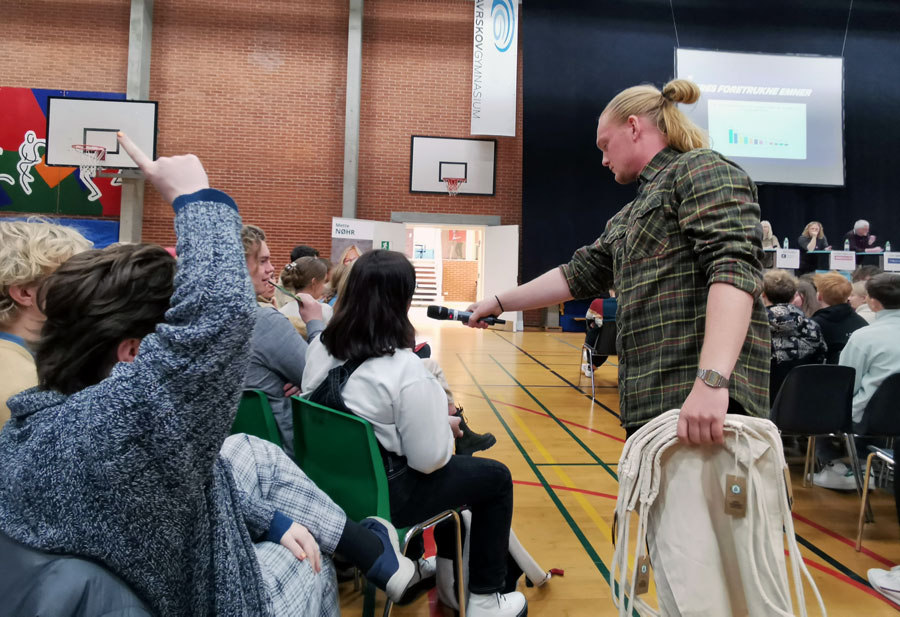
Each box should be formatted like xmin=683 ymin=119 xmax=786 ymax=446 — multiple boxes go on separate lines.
xmin=708 ymin=99 xmax=807 ymax=160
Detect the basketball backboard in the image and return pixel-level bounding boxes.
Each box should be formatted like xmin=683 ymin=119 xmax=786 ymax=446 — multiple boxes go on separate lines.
xmin=45 ymin=97 xmax=158 ymax=169
xmin=410 ymin=135 xmax=496 ymax=195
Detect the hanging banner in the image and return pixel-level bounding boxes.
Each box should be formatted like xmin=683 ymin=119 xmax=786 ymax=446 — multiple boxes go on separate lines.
xmin=471 ymin=0 xmax=518 ymax=137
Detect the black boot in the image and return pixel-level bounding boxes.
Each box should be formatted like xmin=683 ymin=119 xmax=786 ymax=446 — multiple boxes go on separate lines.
xmin=453 ymin=405 xmax=496 ymax=455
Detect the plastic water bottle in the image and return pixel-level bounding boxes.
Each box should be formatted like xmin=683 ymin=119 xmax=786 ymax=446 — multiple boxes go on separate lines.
xmin=844 ymin=238 xmax=850 ymax=251
xmin=886 ymin=241 xmax=892 ymax=252
xmin=782 ymin=237 xmax=789 ymax=249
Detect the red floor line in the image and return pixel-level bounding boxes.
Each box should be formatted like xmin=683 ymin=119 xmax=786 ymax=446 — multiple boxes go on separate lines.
xmin=514 ymin=479 xmax=618 ymax=501
xmin=792 ymin=512 xmax=895 ymax=568
xmin=799 ymin=553 xmax=900 ymax=611
xmin=457 ymin=391 xmax=627 ymax=444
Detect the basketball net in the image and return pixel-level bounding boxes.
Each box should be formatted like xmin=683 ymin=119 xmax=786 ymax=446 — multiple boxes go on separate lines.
xmin=443 ymin=177 xmax=466 ymax=196
xmin=71 ymin=144 xmax=107 ymax=179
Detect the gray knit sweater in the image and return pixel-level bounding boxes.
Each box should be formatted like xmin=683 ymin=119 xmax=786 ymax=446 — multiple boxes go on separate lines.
xmin=0 ymin=191 xmax=273 ymax=616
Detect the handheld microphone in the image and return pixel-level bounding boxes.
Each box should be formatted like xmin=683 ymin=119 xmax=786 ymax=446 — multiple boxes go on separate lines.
xmin=427 ymin=305 xmax=506 ymax=326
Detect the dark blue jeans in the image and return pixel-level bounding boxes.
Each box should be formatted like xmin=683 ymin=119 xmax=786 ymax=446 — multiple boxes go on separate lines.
xmin=387 ymin=454 xmax=513 ymax=594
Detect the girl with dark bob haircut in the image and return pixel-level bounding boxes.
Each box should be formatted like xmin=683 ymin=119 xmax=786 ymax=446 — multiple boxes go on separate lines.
xmin=321 ymin=250 xmax=417 ymax=361
xmin=303 ymin=249 xmax=526 ymax=617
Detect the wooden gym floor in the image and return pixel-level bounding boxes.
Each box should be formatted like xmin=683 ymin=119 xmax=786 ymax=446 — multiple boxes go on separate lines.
xmin=339 ymin=316 xmax=900 ymax=615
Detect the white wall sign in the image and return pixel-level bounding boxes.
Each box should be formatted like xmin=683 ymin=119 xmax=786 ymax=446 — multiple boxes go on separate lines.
xmin=882 ymin=252 xmax=900 ymax=272
xmin=775 ymin=249 xmax=800 ymax=269
xmin=332 ymin=218 xmax=373 ymax=240
xmin=471 ymin=0 xmax=518 ymax=136
xmin=829 ymin=250 xmax=856 ymax=271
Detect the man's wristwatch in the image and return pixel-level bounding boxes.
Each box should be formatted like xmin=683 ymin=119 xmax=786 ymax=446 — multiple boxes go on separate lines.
xmin=696 ymin=368 xmax=730 ymax=388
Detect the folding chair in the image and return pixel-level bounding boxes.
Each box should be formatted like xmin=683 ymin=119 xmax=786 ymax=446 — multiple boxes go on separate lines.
xmin=230 ymin=389 xmax=283 ymax=448
xmin=291 ymin=396 xmax=465 ymax=617
xmin=853 ymin=373 xmax=900 ymax=551
xmin=580 ymin=321 xmax=616 ymax=397
xmin=768 ymin=364 xmax=857 ymax=489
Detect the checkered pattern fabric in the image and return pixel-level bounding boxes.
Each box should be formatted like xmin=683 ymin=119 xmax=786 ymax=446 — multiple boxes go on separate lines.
xmin=223 ymin=434 xmax=344 ymax=617
xmin=561 ymin=147 xmax=771 ymax=427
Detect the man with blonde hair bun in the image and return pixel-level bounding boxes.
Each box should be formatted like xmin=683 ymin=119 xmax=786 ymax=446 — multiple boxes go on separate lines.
xmin=0 ymin=219 xmax=91 ymax=426
xmin=467 ymin=78 xmax=769 ymax=444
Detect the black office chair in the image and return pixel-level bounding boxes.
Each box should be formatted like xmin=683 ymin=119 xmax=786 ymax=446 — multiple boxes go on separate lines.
xmin=0 ymin=530 xmax=151 ymax=616
xmin=769 ymin=364 xmax=856 ymax=489
xmin=854 ymin=373 xmax=900 ymax=549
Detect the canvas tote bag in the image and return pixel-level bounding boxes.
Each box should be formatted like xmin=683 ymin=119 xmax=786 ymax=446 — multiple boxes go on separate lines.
xmin=610 ymin=410 xmax=826 ymax=617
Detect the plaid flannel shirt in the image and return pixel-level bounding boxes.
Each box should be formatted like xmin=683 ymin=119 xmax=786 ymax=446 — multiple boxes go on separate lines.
xmin=561 ymin=147 xmax=770 ymax=427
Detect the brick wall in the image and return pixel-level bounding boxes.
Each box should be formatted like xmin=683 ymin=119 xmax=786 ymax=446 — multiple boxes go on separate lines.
xmin=0 ymin=2 xmax=129 ymax=96
xmin=0 ymin=0 xmax=129 ymax=223
xmin=441 ymin=259 xmax=478 ymax=302
xmin=3 ymin=0 xmax=526 ymax=304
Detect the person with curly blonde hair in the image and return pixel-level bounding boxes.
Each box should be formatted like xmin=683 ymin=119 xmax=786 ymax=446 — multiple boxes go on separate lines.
xmin=0 ymin=219 xmax=91 ymax=425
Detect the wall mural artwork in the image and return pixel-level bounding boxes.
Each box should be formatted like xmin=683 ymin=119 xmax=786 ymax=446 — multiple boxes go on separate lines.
xmin=0 ymin=87 xmax=124 ymax=216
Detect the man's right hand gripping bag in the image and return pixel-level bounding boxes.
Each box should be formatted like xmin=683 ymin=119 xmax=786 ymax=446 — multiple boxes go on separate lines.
xmin=610 ymin=409 xmax=826 ymax=617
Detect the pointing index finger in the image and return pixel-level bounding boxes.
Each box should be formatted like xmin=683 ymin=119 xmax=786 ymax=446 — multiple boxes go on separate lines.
xmin=117 ymin=131 xmax=153 ymax=170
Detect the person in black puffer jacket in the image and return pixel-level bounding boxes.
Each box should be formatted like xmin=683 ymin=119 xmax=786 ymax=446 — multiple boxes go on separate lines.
xmin=811 ymin=272 xmax=869 ymax=364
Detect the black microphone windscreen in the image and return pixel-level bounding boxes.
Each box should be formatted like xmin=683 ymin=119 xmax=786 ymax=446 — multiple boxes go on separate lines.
xmin=426 ymin=305 xmax=445 ymax=319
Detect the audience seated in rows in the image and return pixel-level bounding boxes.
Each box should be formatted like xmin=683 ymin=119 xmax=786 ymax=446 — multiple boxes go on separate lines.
xmin=301 ymin=249 xmax=527 ymax=617
xmin=0 ymin=220 xmax=91 ymax=428
xmin=814 ymin=273 xmax=900 ymax=490
xmin=850 ymin=281 xmax=877 ymax=324
xmin=278 ymin=256 xmax=334 ymax=332
xmin=762 ymin=269 xmax=826 ymax=365
xmin=852 ymin=264 xmax=883 ymax=283
xmin=290 ymin=244 xmax=320 ymax=262
xmin=242 ymin=225 xmax=325 ymax=457
xmin=795 ymin=274 xmax=821 ymax=317
xmin=811 ymin=272 xmax=869 ymax=364
xmin=0 ymin=139 xmax=418 ymax=616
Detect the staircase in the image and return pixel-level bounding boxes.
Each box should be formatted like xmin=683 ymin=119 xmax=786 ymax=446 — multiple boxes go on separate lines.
xmin=412 ymin=259 xmax=441 ymax=307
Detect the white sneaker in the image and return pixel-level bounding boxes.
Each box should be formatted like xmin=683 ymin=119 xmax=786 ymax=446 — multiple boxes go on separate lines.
xmin=812 ymin=461 xmax=869 ymax=491
xmin=395 ymin=556 xmax=436 ymax=605
xmin=868 ymin=567 xmax=900 ymax=604
xmin=581 ymin=363 xmax=592 ymax=377
xmin=467 ymin=591 xmax=528 ymax=617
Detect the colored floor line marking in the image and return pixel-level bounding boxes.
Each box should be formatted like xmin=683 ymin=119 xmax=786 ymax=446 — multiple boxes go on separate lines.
xmin=456 ymin=354 xmax=640 ymax=615
xmin=795 ymin=533 xmax=869 ymax=586
xmin=491 ymin=331 xmax=621 ymax=419
xmin=799 ymin=554 xmax=900 ymax=611
xmin=488 ymin=395 xmax=626 ymax=444
xmin=456 ymin=389 xmax=625 ymax=443
xmin=535 ymin=462 xmax=608 ymax=467
xmin=504 ymin=402 xmax=656 ymax=599
xmin=515 ymin=479 xmax=618 ymax=501
xmin=793 ymin=511 xmax=895 ymax=568
xmin=488 ymin=354 xmax=619 ymax=481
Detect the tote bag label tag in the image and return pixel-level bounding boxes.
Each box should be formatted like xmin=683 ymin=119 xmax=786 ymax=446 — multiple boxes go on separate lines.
xmin=635 ymin=556 xmax=651 ymax=595
xmin=725 ymin=474 xmax=747 ymax=517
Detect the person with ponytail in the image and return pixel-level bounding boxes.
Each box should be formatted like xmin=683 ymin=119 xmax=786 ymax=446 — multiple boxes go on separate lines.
xmin=466 ymin=79 xmax=769 ymax=445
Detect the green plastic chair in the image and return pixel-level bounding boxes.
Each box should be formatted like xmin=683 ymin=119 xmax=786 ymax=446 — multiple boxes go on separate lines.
xmin=230 ymin=390 xmax=283 ymax=448
xmin=292 ymin=396 xmax=465 ymax=617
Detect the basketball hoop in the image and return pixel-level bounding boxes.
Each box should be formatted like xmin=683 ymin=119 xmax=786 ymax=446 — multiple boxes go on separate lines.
xmin=71 ymin=144 xmax=107 ymax=179
xmin=442 ymin=177 xmax=466 ymax=196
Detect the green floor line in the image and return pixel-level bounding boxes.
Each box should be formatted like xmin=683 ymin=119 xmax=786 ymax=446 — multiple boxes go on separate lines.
xmin=456 ymin=354 xmax=637 ymax=615
xmin=488 ymin=354 xmax=619 ymax=482
xmin=535 ymin=462 xmax=609 ymax=467
xmin=491 ymin=330 xmax=623 ymax=420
